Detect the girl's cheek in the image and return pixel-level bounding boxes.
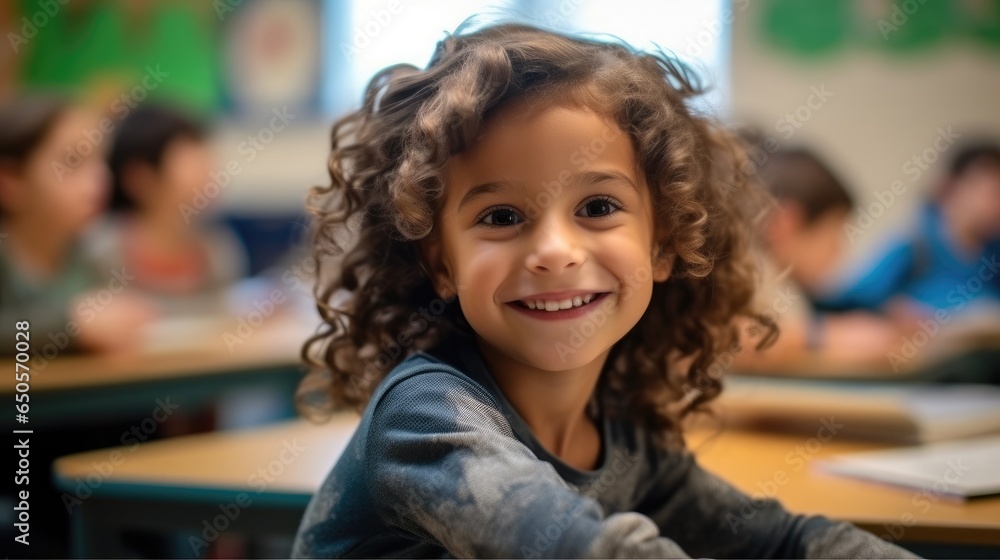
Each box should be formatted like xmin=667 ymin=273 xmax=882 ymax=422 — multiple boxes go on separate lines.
xmin=464 ymin=244 xmax=508 ymax=274
xmin=605 ymin=242 xmax=655 ymax=293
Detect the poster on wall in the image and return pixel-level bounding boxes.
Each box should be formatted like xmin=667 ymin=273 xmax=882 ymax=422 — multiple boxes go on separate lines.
xmin=221 ymin=0 xmax=323 ymax=117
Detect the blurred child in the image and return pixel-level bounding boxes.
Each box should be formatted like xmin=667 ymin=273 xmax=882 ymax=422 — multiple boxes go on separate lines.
xmin=292 ymin=24 xmax=914 ymax=558
xmin=735 ymin=148 xmax=901 ymax=371
xmin=0 ymin=97 xmax=153 ymax=354
xmin=96 ymin=104 xmax=247 ymax=315
xmin=818 ymin=143 xmax=1000 ymax=322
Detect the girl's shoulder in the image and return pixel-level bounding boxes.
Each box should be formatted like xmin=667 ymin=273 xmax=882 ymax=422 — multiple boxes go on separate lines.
xmin=367 ymin=348 xmax=504 ymax=421
xmin=381 ymin=348 xmax=468 ymax=385
xmin=354 ymin=348 xmax=520 ymax=464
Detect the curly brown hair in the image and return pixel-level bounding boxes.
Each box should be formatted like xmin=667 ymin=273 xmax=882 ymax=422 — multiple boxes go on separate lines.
xmin=300 ymin=23 xmax=774 ymax=447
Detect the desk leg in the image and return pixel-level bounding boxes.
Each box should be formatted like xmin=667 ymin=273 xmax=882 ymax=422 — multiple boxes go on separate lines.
xmin=69 ymin=496 xmax=305 ymax=558
xmin=71 ymin=498 xmax=135 ymax=557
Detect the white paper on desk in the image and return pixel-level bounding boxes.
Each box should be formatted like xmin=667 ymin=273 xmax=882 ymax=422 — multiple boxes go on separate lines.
xmin=816 ymin=435 xmax=1000 ymax=499
xmin=720 ymin=378 xmax=1000 ymax=443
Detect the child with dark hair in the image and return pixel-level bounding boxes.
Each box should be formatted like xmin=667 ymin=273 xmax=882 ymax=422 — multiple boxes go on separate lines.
xmin=735 ymin=148 xmax=901 ymax=371
xmin=819 ymin=142 xmax=1000 ymax=315
xmin=758 ymin=148 xmax=854 ymax=291
xmin=0 ymin=97 xmax=153 ymax=354
xmin=95 ymin=104 xmax=246 ymax=313
xmin=291 ymin=23 xmax=915 ymax=558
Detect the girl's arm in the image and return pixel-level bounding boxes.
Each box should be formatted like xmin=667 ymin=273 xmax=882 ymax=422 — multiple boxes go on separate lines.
xmin=364 ymin=370 xmax=692 ymax=559
xmin=634 ymin=450 xmax=919 ymax=559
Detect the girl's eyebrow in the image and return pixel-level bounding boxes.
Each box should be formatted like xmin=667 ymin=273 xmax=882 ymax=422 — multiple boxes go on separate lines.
xmin=457 ymin=180 xmax=516 ymax=211
xmin=457 ymin=170 xmax=639 ymax=211
xmin=577 ymin=170 xmax=640 ymax=194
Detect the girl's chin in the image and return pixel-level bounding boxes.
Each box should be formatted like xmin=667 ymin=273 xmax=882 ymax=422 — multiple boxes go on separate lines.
xmin=515 ymin=347 xmax=612 ymax=373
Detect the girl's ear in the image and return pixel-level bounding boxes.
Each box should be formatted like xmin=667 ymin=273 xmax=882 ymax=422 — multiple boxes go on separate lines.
xmin=418 ymin=235 xmax=457 ymax=300
xmin=0 ymin=162 xmax=25 ymax=214
xmin=652 ymin=244 xmax=676 ymax=283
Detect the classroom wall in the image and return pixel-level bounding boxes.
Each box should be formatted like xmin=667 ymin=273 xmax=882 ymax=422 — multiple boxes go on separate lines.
xmin=216 ymin=0 xmax=1000 ymax=260
xmin=729 ymin=1 xmax=1000 ymax=261
xmin=212 ymin=119 xmax=329 ymax=212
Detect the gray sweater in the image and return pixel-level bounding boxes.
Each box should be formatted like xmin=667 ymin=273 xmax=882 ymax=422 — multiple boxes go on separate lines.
xmin=293 ymin=344 xmax=917 ymax=558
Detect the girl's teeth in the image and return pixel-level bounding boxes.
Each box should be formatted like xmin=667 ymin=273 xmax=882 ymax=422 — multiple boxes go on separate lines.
xmin=521 ymin=294 xmax=601 ymax=311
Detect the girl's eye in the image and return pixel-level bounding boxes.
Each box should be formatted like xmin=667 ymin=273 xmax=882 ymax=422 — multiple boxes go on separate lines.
xmin=577 ymin=196 xmax=621 ymax=218
xmin=478 ymin=207 xmax=523 ymax=227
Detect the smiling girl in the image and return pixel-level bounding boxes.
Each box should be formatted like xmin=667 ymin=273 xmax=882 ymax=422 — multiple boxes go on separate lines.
xmin=293 ymin=23 xmax=915 ymax=559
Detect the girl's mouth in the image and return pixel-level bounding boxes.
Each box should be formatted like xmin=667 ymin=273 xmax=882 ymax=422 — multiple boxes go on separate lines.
xmin=506 ymin=292 xmax=612 ymax=321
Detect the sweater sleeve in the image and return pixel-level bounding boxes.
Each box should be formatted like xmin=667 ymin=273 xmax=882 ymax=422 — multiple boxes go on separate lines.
xmin=363 ymin=370 xmax=692 ymax=559
xmin=635 ymin=449 xmax=919 ymax=559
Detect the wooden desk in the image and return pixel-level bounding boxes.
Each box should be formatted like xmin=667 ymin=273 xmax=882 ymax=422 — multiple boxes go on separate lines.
xmin=54 ymin=416 xmax=357 ymax=557
xmin=3 ymin=312 xmax=314 ymax=426
xmin=54 ymin=417 xmax=1000 ymax=557
xmin=688 ymin=430 xmax=1000 ymax=547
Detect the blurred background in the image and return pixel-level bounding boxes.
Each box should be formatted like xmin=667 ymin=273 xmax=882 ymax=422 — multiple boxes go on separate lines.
xmin=2 ymin=0 xmax=995 ymax=280
xmin=1 ymin=0 xmax=998 ymax=558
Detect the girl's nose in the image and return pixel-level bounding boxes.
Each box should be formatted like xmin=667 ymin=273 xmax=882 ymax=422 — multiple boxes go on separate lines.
xmin=524 ymin=217 xmax=586 ymax=274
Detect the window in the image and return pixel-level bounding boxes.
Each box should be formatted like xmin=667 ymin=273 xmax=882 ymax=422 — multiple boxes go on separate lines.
xmin=324 ymin=0 xmax=730 ymax=116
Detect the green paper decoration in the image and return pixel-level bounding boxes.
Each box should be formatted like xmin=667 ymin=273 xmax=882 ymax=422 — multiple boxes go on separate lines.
xmin=880 ymin=0 xmax=951 ymax=52
xmin=17 ymin=0 xmax=222 ymax=114
xmin=759 ymin=0 xmax=1000 ymax=57
xmin=762 ymin=0 xmax=851 ymax=56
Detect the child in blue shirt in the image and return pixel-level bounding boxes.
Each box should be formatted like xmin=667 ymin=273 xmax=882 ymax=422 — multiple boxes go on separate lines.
xmin=818 ymin=144 xmax=1000 ymax=314
xmin=293 ymin=23 xmax=916 ymax=558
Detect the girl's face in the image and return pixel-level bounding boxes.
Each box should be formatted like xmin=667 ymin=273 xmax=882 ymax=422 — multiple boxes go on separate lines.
xmin=426 ymin=101 xmax=673 ymax=372
xmin=11 ymin=111 xmax=108 ymax=233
